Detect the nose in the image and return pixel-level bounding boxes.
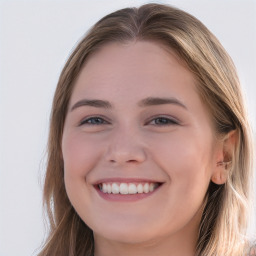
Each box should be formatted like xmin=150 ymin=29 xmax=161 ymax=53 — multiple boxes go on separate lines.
xmin=104 ymin=127 xmax=147 ymax=165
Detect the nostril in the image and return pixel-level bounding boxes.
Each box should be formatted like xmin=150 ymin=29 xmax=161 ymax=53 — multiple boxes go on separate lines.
xmin=127 ymin=159 xmax=138 ymax=163
xmin=108 ymin=158 xmax=142 ymax=164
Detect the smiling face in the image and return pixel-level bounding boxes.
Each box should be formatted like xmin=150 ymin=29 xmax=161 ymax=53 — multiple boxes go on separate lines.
xmin=62 ymin=41 xmax=223 ymax=248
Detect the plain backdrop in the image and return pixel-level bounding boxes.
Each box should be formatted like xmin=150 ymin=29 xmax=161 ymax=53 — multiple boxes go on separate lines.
xmin=0 ymin=0 xmax=255 ymax=255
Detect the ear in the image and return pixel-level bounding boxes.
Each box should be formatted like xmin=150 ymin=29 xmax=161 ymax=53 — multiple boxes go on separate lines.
xmin=211 ymin=130 xmax=237 ymax=185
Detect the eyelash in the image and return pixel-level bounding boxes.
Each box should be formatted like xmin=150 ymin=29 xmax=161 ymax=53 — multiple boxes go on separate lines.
xmin=79 ymin=116 xmax=179 ymax=126
xmin=79 ymin=116 xmax=109 ymax=126
xmin=147 ymin=117 xmax=179 ymax=126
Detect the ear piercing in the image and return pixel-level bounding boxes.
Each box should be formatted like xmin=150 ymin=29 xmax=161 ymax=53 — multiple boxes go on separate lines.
xmin=217 ymin=161 xmax=232 ymax=169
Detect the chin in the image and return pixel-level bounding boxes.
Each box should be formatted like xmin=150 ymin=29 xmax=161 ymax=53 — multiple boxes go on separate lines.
xmin=91 ymin=216 xmax=166 ymax=245
xmin=94 ymin=227 xmax=158 ymax=244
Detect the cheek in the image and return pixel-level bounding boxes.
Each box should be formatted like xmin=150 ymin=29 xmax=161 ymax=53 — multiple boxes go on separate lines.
xmin=62 ymin=132 xmax=105 ymax=216
xmin=146 ymin=130 xmax=213 ymax=193
xmin=62 ymin=132 xmax=103 ymax=178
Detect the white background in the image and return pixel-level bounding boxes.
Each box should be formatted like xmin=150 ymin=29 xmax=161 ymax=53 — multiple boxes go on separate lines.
xmin=0 ymin=0 xmax=255 ymax=255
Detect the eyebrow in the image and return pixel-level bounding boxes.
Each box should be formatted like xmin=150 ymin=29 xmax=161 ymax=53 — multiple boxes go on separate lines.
xmin=71 ymin=99 xmax=112 ymax=111
xmin=70 ymin=97 xmax=187 ymax=111
xmin=138 ymin=97 xmax=187 ymax=109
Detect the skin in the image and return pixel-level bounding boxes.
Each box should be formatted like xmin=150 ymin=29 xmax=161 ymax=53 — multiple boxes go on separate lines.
xmin=62 ymin=41 xmax=227 ymax=256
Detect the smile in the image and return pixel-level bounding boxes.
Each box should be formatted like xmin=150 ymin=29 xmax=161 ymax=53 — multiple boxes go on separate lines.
xmin=98 ymin=182 xmax=161 ymax=194
xmin=94 ymin=179 xmax=164 ymax=202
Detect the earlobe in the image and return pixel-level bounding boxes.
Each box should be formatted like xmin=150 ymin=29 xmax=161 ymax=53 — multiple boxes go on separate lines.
xmin=211 ymin=174 xmax=225 ymax=185
xmin=211 ymin=130 xmax=237 ymax=185
xmin=211 ymin=161 xmax=231 ymax=184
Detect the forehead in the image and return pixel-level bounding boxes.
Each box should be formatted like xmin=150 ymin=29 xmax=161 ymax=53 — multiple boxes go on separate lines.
xmin=70 ymin=41 xmax=199 ymax=106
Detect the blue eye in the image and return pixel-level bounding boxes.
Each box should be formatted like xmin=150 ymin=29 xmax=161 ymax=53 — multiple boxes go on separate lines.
xmin=79 ymin=117 xmax=108 ymax=126
xmin=150 ymin=117 xmax=178 ymax=126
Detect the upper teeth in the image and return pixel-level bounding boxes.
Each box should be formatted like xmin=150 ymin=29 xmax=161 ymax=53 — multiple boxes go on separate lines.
xmin=99 ymin=182 xmax=159 ymax=194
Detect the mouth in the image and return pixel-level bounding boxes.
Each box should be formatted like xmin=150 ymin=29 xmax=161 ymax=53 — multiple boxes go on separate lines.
xmin=98 ymin=182 xmax=161 ymax=194
xmin=94 ymin=180 xmax=163 ymax=201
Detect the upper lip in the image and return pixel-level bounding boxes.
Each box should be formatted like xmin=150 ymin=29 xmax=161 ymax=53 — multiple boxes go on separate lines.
xmin=93 ymin=177 xmax=164 ymax=185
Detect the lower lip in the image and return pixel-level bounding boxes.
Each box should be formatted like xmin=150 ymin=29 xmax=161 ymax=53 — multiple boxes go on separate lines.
xmin=94 ymin=185 xmax=162 ymax=202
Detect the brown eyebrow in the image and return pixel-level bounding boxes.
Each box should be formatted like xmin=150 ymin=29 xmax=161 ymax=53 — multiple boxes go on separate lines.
xmin=138 ymin=97 xmax=187 ymax=109
xmin=71 ymin=99 xmax=112 ymax=111
xmin=70 ymin=97 xmax=187 ymax=111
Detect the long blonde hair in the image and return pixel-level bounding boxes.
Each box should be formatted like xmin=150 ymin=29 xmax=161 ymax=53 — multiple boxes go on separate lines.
xmin=38 ymin=4 xmax=254 ymax=256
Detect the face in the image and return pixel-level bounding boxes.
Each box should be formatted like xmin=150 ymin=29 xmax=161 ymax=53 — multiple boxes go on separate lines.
xmin=62 ymin=41 xmax=223 ymax=245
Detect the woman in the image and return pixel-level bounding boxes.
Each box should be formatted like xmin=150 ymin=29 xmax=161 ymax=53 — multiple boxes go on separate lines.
xmin=38 ymin=3 xmax=255 ymax=256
